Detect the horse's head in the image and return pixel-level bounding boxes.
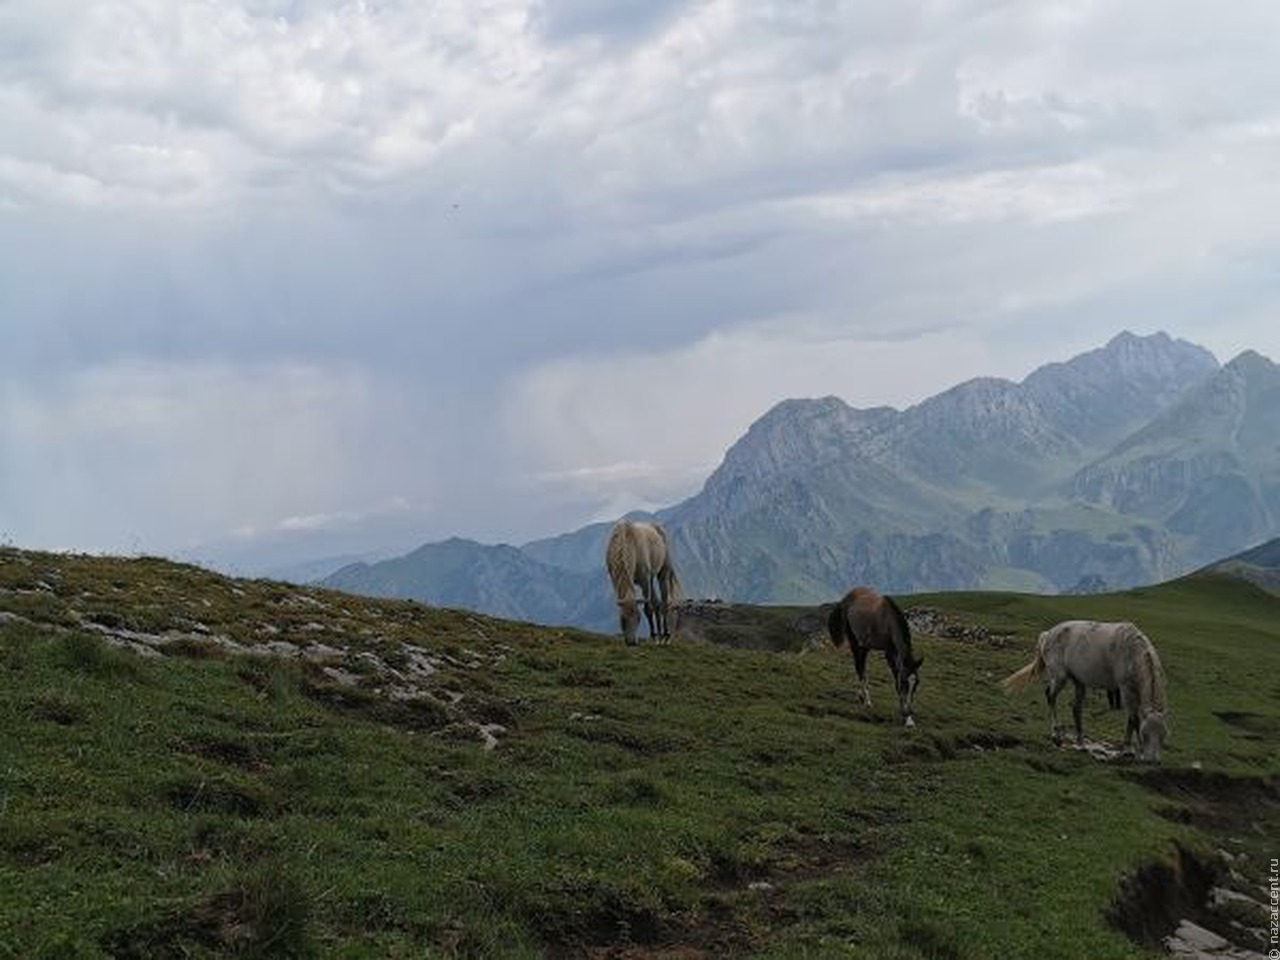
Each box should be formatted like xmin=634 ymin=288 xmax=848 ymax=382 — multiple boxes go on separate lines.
xmin=1139 ymin=711 xmax=1167 ymax=764
xmin=896 ymin=654 xmax=924 ymax=725
xmin=617 ymin=598 xmax=641 ymax=646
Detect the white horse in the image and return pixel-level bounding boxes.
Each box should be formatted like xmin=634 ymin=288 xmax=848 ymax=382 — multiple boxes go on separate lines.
xmin=605 ymin=520 xmax=682 ymax=646
xmin=1003 ymin=620 xmax=1168 ymax=763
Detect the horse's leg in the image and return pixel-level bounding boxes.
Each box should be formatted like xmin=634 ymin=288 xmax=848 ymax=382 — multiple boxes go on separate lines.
xmin=1117 ymin=683 xmax=1139 ymax=754
xmin=897 ymin=675 xmax=916 ymax=728
xmin=641 ymin=575 xmax=659 ymax=639
xmin=853 ymin=644 xmax=871 ymax=707
xmin=1045 ymin=675 xmax=1067 ymax=743
xmin=656 ymin=570 xmax=670 ymax=642
xmin=884 ymin=651 xmax=907 ymax=726
xmin=1070 ymin=679 xmax=1086 ymax=746
xmin=662 ymin=569 xmax=674 ymax=640
xmin=1122 ymin=688 xmax=1139 ymax=754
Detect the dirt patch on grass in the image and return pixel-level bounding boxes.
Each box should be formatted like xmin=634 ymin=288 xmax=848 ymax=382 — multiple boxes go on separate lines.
xmin=1214 ymin=709 xmax=1280 ymax=740
xmin=898 ymin=915 xmax=963 ymax=960
xmin=579 ymin=942 xmax=728 ymax=959
xmin=28 ymin=693 xmax=87 ymax=725
xmin=1130 ymin=767 xmax=1280 ymax=832
xmin=528 ymin=879 xmax=667 ymax=958
xmin=1106 ymin=843 xmax=1217 ymax=948
xmin=536 ymin=832 xmax=876 ymax=960
xmin=174 ymin=735 xmax=264 ymax=772
xmin=762 ymin=834 xmax=875 ymax=884
xmin=1113 ymin=769 xmax=1280 ymax=955
xmin=164 ymin=775 xmax=271 ymax=818
xmin=101 ymin=860 xmax=313 ymax=959
xmin=563 ymin=719 xmax=691 ymax=755
xmin=543 ymin=903 xmax=755 ymax=960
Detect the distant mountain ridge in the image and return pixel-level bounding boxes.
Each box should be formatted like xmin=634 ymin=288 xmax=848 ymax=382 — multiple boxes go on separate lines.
xmin=327 ymin=537 xmax=611 ymax=629
xmin=323 ymin=332 xmax=1280 ymax=628
xmin=1197 ymin=536 xmax=1280 ymax=596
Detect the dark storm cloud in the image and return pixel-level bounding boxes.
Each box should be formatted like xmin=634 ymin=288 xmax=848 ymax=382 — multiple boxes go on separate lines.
xmin=4 ymin=0 xmax=1280 ymax=563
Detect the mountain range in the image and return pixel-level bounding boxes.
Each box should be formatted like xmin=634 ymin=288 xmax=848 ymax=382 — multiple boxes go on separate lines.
xmin=324 ymin=332 xmax=1280 ymax=630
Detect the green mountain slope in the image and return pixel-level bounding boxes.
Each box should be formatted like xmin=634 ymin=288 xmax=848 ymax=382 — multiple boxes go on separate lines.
xmin=4 ymin=548 xmax=1278 ymax=958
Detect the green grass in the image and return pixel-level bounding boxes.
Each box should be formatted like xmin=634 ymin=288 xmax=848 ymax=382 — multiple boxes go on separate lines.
xmin=1 ymin=549 xmax=1278 ymax=958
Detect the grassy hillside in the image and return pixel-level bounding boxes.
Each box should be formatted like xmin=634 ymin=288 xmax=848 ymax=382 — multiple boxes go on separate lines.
xmin=2 ymin=549 xmax=1277 ymax=958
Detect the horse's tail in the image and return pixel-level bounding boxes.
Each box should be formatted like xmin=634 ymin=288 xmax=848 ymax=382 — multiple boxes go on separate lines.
xmin=665 ymin=566 xmax=684 ymax=606
xmin=1002 ymin=644 xmax=1045 ymax=693
xmin=652 ymin=523 xmax=683 ymax=607
xmin=605 ymin=522 xmax=634 ymax=600
xmin=826 ymin=603 xmax=847 ymax=647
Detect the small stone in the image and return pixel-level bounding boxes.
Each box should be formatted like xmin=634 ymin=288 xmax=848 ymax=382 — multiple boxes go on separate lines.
xmin=263 ymin=640 xmax=301 ymax=658
xmin=1171 ymin=920 xmax=1228 ymax=952
xmin=322 ymin=666 xmax=362 ymax=687
xmin=302 ymin=643 xmax=345 ymax=663
xmin=476 ymin=723 xmax=505 ymax=751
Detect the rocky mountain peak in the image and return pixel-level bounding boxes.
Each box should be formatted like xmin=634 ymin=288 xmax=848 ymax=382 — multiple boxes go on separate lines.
xmin=708 ymin=396 xmax=896 ymax=487
xmin=1021 ymin=329 xmax=1219 ymax=450
xmin=1224 ymin=349 xmax=1278 ymax=379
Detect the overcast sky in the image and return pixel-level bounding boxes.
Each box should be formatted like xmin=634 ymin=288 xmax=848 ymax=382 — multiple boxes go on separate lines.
xmin=4 ymin=0 xmax=1280 ymax=570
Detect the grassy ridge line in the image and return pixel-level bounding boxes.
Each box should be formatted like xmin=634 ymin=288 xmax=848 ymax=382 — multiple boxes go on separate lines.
xmin=0 ymin=550 xmax=1277 ymax=958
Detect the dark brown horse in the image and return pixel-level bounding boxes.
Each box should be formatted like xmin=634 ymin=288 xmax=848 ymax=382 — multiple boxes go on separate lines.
xmin=827 ymin=586 xmax=923 ymax=726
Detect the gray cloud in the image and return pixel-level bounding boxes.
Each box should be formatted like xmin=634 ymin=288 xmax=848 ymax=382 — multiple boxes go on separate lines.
xmin=4 ymin=0 xmax=1280 ymax=565
xmin=538 ymin=0 xmax=691 ymax=43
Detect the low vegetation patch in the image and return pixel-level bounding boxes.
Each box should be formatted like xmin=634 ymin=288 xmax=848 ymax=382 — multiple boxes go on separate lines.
xmin=1 ymin=549 xmax=1277 ymax=957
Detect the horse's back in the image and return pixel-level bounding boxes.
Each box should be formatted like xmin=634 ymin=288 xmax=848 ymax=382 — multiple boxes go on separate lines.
xmin=608 ymin=520 xmax=670 ymax=579
xmin=842 ymin=586 xmax=882 ymax=617
xmin=632 ymin=522 xmax=669 ymax=572
xmin=840 ymin=587 xmax=899 ymax=646
xmin=1042 ymin=620 xmax=1148 ymax=688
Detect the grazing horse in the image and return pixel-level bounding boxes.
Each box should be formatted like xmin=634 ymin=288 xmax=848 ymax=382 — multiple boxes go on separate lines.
xmin=827 ymin=586 xmax=923 ymax=727
xmin=605 ymin=520 xmax=682 ymax=646
xmin=1003 ymin=620 xmax=1168 ymax=763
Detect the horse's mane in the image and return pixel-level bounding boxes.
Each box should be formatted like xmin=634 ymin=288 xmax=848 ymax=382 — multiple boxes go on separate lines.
xmin=606 ymin=522 xmax=635 ymax=600
xmin=653 ymin=524 xmax=684 ymax=603
xmin=883 ymin=594 xmax=913 ymax=656
xmin=1126 ymin=624 xmax=1167 ymax=715
xmin=1140 ymin=642 xmax=1167 ymax=715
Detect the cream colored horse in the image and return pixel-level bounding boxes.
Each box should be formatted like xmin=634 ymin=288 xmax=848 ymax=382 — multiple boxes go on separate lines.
xmin=1004 ymin=620 xmax=1168 ymax=762
xmin=605 ymin=520 xmax=681 ymax=645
